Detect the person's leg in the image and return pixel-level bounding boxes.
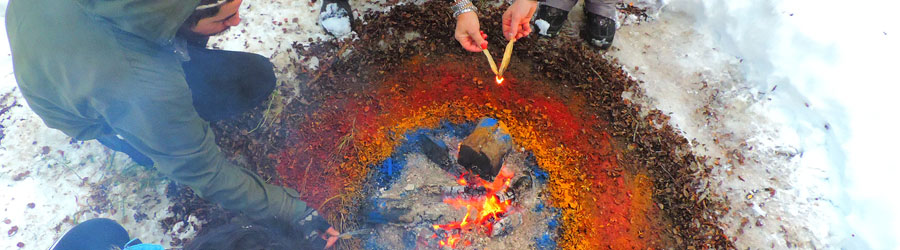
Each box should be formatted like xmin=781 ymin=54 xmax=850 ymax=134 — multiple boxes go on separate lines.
xmin=583 ymin=0 xmax=618 ymax=20
xmin=583 ymin=0 xmax=618 ymax=49
xmin=51 ymin=218 xmax=131 ymax=250
xmin=534 ymin=0 xmax=579 ymax=37
xmin=96 ymin=134 xmax=154 ymax=167
xmin=181 ymin=45 xmax=277 ymax=122
xmin=541 ymin=0 xmax=580 ymax=13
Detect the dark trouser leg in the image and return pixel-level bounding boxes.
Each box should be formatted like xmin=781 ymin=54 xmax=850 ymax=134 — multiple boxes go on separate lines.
xmin=584 ymin=0 xmax=618 ymax=19
xmin=51 ymin=218 xmax=134 ymax=250
xmin=93 ymin=47 xmax=275 ymax=166
xmin=182 ymin=45 xmax=277 ymax=122
xmin=542 ymin=0 xmax=580 ymax=12
xmin=97 ymin=134 xmax=154 ymax=167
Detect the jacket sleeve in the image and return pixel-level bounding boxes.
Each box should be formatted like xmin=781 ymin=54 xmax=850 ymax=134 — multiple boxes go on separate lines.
xmin=100 ymin=60 xmax=312 ymax=224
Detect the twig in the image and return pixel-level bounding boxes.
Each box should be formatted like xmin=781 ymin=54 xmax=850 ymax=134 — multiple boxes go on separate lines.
xmin=319 ymin=194 xmax=344 ymax=211
xmin=482 ymin=49 xmax=499 ymax=75
xmin=498 ymin=39 xmax=516 ymax=76
xmin=58 ymin=158 xmax=84 ymax=180
xmin=249 ymin=90 xmax=280 ymax=133
xmin=307 ymin=42 xmax=352 ymax=87
xmin=589 ymin=65 xmax=604 ymax=82
xmin=298 ymin=159 xmax=314 ymax=197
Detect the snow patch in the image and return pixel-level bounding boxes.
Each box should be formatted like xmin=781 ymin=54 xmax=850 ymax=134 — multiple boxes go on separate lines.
xmin=535 ymin=19 xmax=550 ymax=36
xmin=319 ymin=3 xmax=351 ymax=38
xmin=611 ymin=0 xmax=900 ymax=248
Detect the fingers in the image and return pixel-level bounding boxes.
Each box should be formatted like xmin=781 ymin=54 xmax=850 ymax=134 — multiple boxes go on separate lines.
xmin=517 ymin=21 xmax=532 ymax=39
xmin=324 ymin=235 xmax=338 ymax=249
xmin=455 ymin=12 xmax=485 ymax=52
xmin=325 ymin=227 xmax=340 ymax=236
xmin=468 ymin=29 xmax=487 ymax=51
xmin=322 ymin=227 xmax=339 ymax=249
xmin=502 ymin=11 xmax=513 ymax=38
xmin=457 ymin=35 xmax=483 ymax=52
xmin=506 ymin=13 xmax=521 ymax=41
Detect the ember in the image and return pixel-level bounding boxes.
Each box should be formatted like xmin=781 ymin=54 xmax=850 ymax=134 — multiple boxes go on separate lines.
xmin=433 ymin=166 xmax=515 ymax=248
xmin=495 ymin=76 xmax=504 ymax=85
xmin=434 ymin=167 xmax=514 ymax=248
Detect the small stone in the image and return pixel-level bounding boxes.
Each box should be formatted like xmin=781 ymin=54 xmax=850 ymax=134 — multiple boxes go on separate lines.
xmin=26 ymin=203 xmax=35 ymax=209
xmin=12 ymin=171 xmax=30 ymax=181
xmin=17 ymin=242 xmax=24 ymax=248
xmin=8 ymin=225 xmax=18 ymax=236
xmin=3 ymin=218 xmax=10 ymax=224
xmin=404 ymin=184 xmax=415 ymax=191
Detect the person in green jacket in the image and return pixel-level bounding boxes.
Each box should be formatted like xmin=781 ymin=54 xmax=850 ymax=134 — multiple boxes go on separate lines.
xmin=6 ymin=0 xmax=338 ymax=248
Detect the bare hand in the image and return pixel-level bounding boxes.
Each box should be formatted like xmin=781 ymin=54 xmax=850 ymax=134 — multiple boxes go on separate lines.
xmin=323 ymin=227 xmax=339 ymax=249
xmin=455 ymin=12 xmax=489 ymax=52
xmin=502 ymin=0 xmax=538 ymax=40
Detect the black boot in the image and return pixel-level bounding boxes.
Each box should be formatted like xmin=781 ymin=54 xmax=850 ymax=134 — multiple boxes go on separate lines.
xmin=532 ymin=4 xmax=569 ymax=38
xmin=318 ymin=0 xmax=353 ymax=37
xmin=584 ymin=12 xmax=616 ymax=50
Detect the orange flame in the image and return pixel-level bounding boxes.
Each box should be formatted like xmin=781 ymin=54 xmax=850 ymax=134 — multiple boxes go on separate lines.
xmin=457 ymin=173 xmax=468 ymax=185
xmin=495 ymin=76 xmax=504 ymax=85
xmin=432 ymin=166 xmax=515 ymax=248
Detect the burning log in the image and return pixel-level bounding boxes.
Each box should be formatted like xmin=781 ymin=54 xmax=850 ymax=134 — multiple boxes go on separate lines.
xmin=441 ymin=185 xmax=487 ymax=201
xmin=458 ymin=118 xmax=513 ymax=181
xmin=491 ymin=213 xmax=522 ymax=237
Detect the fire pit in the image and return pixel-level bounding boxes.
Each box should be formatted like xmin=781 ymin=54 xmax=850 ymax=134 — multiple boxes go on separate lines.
xmin=362 ymin=120 xmax=557 ymax=249
xmin=255 ymin=2 xmax=735 ymax=249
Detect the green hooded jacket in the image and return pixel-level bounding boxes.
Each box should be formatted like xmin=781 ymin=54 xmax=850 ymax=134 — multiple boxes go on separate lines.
xmin=6 ymin=0 xmax=313 ymax=224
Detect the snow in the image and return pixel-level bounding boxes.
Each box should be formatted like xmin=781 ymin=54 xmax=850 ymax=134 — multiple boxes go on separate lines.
xmin=2 ymin=0 xmax=899 ymax=249
xmin=608 ymin=0 xmax=900 ymax=248
xmin=672 ymin=0 xmax=900 ymax=248
xmin=319 ymin=3 xmax=352 ymax=38
xmin=534 ymin=19 xmax=551 ymax=36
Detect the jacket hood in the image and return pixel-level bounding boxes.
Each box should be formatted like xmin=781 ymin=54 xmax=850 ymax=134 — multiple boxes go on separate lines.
xmin=74 ymin=0 xmax=202 ymax=45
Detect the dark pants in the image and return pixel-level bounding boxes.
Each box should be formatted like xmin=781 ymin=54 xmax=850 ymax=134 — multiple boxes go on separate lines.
xmin=51 ymin=218 xmax=139 ymax=250
xmin=97 ymin=45 xmax=276 ymax=167
xmin=543 ymin=0 xmax=618 ymax=18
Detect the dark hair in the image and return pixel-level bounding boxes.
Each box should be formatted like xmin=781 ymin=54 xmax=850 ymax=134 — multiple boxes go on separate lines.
xmin=184 ymin=219 xmax=311 ymax=250
xmin=184 ymin=0 xmax=237 ymax=28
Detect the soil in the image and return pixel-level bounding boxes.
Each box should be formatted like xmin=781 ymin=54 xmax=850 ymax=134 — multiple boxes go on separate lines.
xmin=167 ymin=1 xmax=734 ymax=249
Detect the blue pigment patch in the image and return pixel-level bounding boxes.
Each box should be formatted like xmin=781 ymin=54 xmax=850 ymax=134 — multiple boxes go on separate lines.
xmin=369 ymin=121 xmax=475 ymax=190
xmin=478 ymin=117 xmax=498 ymax=128
xmin=534 ymin=211 xmax=561 ymax=249
xmin=525 ymin=152 xmax=549 ymax=184
xmin=535 ymin=233 xmax=557 ymax=250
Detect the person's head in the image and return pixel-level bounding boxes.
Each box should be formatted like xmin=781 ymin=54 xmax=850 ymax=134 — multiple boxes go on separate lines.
xmin=185 ymin=0 xmax=243 ymax=36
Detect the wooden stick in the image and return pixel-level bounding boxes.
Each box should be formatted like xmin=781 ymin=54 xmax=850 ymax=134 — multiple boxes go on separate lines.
xmin=498 ymin=39 xmax=516 ymax=76
xmin=482 ymin=49 xmax=499 ymax=75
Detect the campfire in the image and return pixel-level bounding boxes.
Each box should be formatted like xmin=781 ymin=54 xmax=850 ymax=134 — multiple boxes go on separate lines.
xmin=363 ymin=119 xmax=555 ymax=249
xmin=432 ymin=166 xmax=515 ymax=248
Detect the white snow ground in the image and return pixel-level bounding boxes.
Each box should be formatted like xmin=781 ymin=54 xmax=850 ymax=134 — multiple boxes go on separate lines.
xmin=606 ymin=0 xmax=898 ymax=249
xmin=2 ymin=0 xmax=898 ymax=249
